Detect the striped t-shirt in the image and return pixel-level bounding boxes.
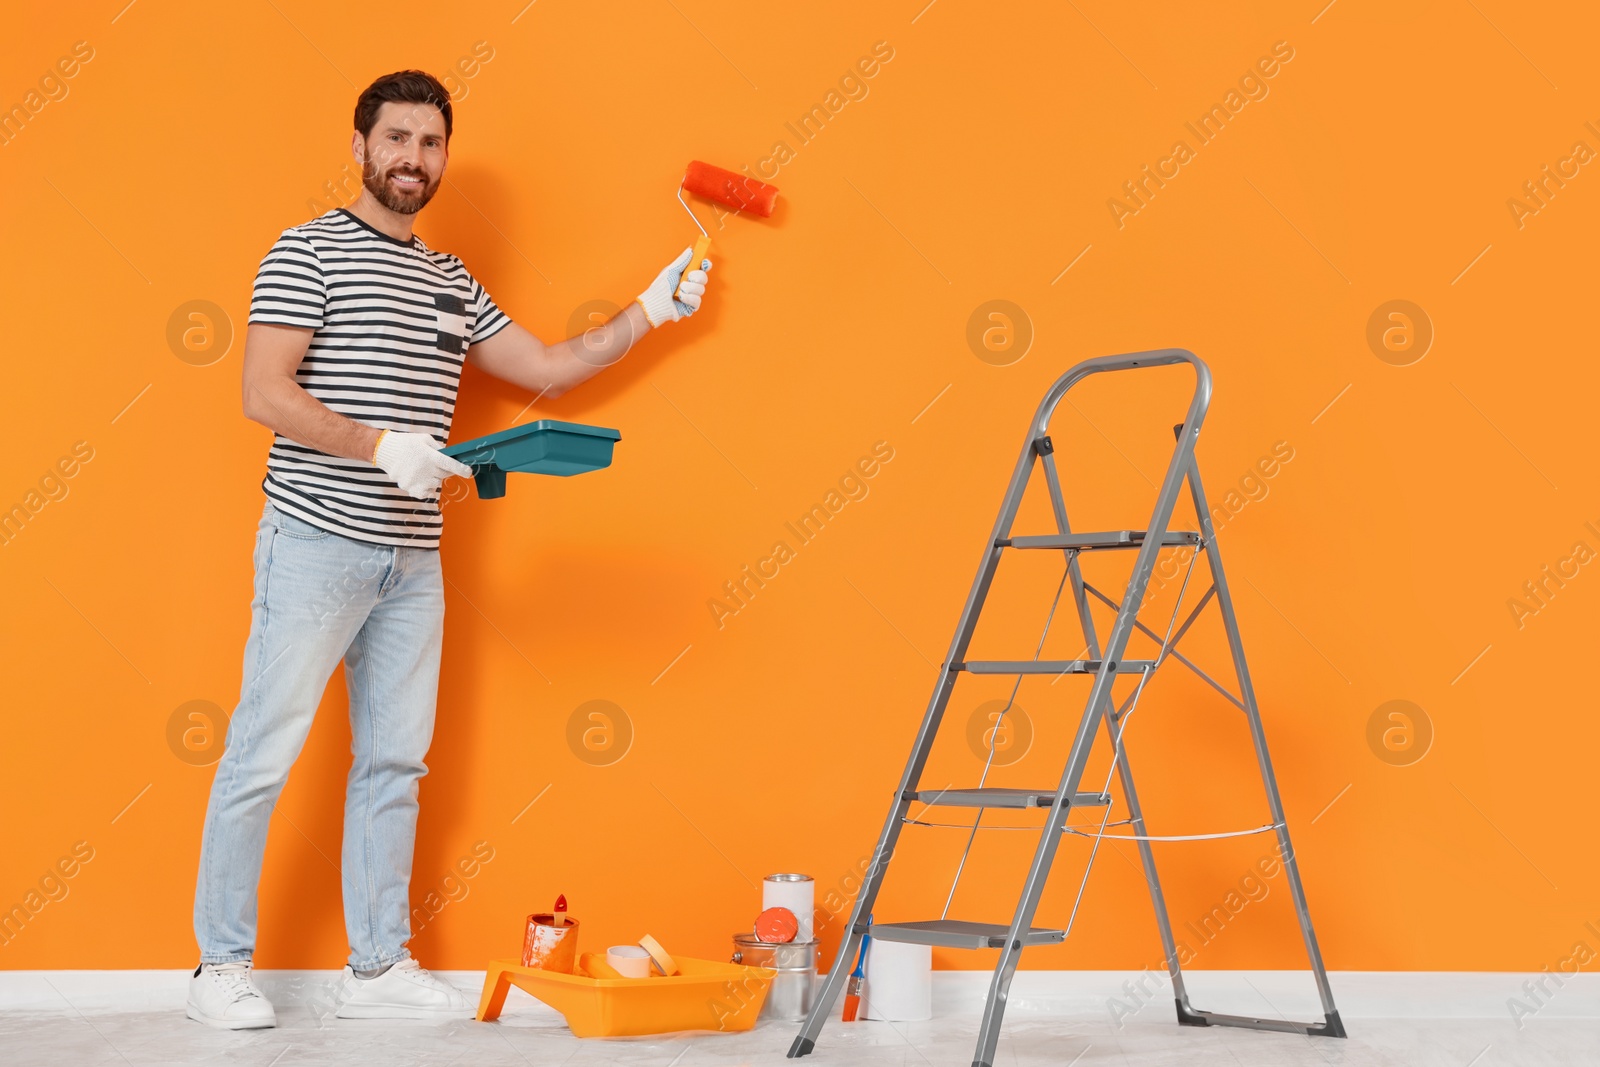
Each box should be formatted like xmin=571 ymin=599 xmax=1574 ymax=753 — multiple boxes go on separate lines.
xmin=247 ymin=208 xmax=511 ymax=548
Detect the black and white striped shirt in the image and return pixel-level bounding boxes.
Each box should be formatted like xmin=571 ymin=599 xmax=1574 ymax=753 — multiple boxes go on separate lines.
xmin=247 ymin=208 xmax=510 ymax=548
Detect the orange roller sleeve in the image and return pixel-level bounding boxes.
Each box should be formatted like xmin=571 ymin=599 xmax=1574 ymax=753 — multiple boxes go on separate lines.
xmin=682 ymin=160 xmax=779 ymax=217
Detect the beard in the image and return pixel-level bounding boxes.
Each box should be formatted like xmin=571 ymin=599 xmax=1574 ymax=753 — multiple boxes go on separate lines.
xmin=362 ymin=159 xmax=440 ymax=215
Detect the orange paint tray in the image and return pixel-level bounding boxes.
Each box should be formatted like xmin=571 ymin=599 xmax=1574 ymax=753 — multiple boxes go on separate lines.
xmin=476 ymin=954 xmax=776 ymax=1037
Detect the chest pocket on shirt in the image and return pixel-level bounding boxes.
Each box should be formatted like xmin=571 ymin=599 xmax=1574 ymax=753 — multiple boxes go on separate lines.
xmin=434 ymin=292 xmax=469 ymax=355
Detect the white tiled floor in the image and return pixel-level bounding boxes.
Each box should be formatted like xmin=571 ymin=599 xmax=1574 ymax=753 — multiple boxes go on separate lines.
xmin=2 ymin=971 xmax=1593 ymax=1066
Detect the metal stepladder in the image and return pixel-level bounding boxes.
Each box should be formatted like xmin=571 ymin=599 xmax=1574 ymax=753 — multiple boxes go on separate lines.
xmin=789 ymin=350 xmax=1343 ymax=1067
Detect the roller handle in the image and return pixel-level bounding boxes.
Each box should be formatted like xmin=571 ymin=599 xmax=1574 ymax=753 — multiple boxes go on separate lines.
xmin=674 ymin=233 xmax=712 ymax=301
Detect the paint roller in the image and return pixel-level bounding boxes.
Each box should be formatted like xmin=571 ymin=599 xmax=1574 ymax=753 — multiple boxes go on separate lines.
xmin=673 ymin=160 xmax=780 ymax=300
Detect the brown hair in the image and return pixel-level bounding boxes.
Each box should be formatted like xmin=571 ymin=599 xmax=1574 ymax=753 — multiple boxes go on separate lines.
xmin=354 ymin=70 xmax=453 ymax=142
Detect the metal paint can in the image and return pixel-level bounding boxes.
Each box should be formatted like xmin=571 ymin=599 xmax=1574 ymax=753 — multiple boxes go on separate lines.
xmin=522 ymin=913 xmax=579 ymax=973
xmin=732 ymin=933 xmax=817 ymax=1022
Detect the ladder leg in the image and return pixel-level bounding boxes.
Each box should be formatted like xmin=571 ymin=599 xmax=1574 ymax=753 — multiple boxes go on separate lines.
xmin=787 ymin=728 xmax=926 ymax=1055
xmin=972 ymin=607 xmax=1170 ymax=1064
xmin=1046 ymin=442 xmax=1197 ymax=1006
xmin=788 ymin=873 xmax=871 ymax=1055
xmin=977 ymin=410 xmax=1202 ymax=1066
xmin=970 ymin=684 xmax=1123 ymax=1064
xmin=1181 ymin=452 xmax=1344 ymax=1037
xmin=1047 ymin=441 xmax=1190 ymax=999
xmin=1045 ymin=424 xmax=1202 ymax=1013
xmin=969 ymin=790 xmax=1078 ymax=1067
xmin=969 ymin=677 xmax=1147 ymax=1065
xmin=793 ymin=450 xmax=1044 ymax=1057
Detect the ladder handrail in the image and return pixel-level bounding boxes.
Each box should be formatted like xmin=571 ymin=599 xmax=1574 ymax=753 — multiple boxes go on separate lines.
xmin=1030 ymin=348 xmax=1212 ymax=439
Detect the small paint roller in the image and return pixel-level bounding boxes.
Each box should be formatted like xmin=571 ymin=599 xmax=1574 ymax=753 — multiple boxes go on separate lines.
xmin=673 ymin=160 xmax=780 ymax=300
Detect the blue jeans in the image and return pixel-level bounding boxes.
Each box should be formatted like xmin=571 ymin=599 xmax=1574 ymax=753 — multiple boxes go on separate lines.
xmin=194 ymin=502 xmax=444 ymax=970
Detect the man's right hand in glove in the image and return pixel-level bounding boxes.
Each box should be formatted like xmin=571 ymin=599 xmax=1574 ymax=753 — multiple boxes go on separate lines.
xmin=373 ymin=431 xmax=472 ymax=500
xmin=635 ymin=247 xmax=712 ymax=328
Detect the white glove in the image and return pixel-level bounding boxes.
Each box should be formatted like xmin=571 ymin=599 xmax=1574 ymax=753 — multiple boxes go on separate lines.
xmin=635 ymin=247 xmax=712 ymax=327
xmin=373 ymin=431 xmax=472 ymax=500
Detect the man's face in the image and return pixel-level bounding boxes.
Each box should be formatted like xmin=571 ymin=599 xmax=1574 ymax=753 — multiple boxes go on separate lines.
xmin=355 ymin=101 xmax=448 ymax=214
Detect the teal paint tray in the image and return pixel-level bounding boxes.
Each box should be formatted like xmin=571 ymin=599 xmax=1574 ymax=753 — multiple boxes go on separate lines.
xmin=442 ymin=419 xmax=621 ymax=499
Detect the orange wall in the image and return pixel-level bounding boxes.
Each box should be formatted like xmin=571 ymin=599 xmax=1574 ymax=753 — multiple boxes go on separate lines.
xmin=2 ymin=0 xmax=1597 ymax=974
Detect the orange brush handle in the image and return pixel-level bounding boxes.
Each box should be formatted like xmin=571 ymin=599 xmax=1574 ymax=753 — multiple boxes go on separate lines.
xmin=674 ymin=233 xmax=711 ymax=300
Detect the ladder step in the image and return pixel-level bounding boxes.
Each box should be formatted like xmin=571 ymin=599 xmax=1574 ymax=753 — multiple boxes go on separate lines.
xmin=911 ymin=787 xmax=1111 ymax=809
xmin=868 ymin=919 xmax=1066 ymax=950
xmin=1000 ymin=530 xmax=1200 ymax=550
xmin=956 ymin=659 xmax=1154 ymax=675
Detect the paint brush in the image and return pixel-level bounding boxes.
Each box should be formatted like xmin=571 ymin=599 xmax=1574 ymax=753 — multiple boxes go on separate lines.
xmin=841 ymin=917 xmax=871 ymax=1021
xmin=554 ymin=894 xmax=568 ymax=926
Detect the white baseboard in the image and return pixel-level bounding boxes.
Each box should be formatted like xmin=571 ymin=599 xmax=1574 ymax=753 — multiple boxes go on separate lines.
xmin=1 ymin=969 xmax=1594 ymax=1021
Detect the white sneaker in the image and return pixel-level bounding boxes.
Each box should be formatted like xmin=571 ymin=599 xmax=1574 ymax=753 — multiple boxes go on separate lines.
xmin=335 ymin=959 xmax=473 ymax=1020
xmin=186 ymin=961 xmax=277 ymax=1029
